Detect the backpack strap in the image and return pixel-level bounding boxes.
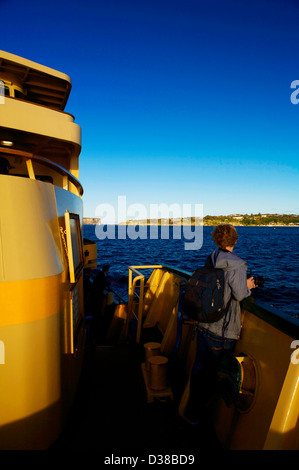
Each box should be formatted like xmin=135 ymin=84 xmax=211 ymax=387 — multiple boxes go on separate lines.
xmin=205 ymin=254 xmax=213 ymax=267
xmin=222 ymin=294 xmax=233 ymax=335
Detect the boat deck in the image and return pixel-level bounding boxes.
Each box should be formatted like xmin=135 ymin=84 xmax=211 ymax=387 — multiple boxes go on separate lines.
xmin=52 ymin=315 xmax=221 ymax=456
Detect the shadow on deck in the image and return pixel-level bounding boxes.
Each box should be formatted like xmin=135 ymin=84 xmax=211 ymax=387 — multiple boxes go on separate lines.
xmin=52 ymin=311 xmax=221 ymax=455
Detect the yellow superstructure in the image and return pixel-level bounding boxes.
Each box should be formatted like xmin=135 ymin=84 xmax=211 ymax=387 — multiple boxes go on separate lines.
xmin=0 ymin=51 xmax=96 ymax=449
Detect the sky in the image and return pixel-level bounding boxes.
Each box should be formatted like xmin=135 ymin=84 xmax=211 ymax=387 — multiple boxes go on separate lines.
xmin=1 ymin=0 xmax=299 ymax=219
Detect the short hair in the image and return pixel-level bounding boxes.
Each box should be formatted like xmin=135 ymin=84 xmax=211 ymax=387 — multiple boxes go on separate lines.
xmin=211 ymin=224 xmax=238 ymax=249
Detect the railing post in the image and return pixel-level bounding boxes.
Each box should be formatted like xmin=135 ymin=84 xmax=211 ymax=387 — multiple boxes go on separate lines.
xmin=126 ymin=267 xmax=146 ymax=342
xmin=126 ymin=269 xmax=133 ymax=336
xmin=25 ymin=158 xmax=36 ymax=179
xmin=136 ymin=277 xmax=144 ymax=344
xmin=63 ymin=175 xmax=69 ymax=191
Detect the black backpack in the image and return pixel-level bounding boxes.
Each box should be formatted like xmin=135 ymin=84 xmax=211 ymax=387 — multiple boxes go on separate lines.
xmin=182 ymin=256 xmax=229 ymax=323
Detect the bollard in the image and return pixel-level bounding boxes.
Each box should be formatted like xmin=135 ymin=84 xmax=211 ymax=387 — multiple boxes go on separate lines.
xmin=144 ymin=342 xmax=161 ymax=371
xmin=149 ymin=356 xmax=168 ymax=390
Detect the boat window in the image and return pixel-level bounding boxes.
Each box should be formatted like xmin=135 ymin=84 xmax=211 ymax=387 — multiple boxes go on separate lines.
xmin=65 ymin=212 xmax=84 ymax=283
xmin=0 ymin=81 xmax=12 ymax=97
xmin=36 ymin=175 xmax=53 ymax=183
xmin=70 ymin=217 xmax=82 ymax=273
xmin=14 ymin=89 xmax=25 ymax=99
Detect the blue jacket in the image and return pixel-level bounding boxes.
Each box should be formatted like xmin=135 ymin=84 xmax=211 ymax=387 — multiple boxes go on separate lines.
xmin=199 ymin=249 xmax=251 ymax=340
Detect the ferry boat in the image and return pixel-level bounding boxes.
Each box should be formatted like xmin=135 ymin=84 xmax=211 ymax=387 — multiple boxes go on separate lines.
xmin=1 ymin=51 xmax=298 ymax=451
xmin=0 ymin=50 xmax=97 ymax=449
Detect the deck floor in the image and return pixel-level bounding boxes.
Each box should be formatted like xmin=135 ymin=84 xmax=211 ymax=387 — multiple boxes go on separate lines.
xmin=52 ymin=321 xmax=222 ymax=456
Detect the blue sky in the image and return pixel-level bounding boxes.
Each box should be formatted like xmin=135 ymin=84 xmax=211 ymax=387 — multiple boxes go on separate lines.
xmin=1 ymin=0 xmax=299 ymax=218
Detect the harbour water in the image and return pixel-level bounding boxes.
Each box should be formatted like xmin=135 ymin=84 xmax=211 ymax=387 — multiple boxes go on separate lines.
xmin=83 ymin=225 xmax=299 ymax=318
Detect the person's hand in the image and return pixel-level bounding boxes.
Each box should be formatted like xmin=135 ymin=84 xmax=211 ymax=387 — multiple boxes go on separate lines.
xmin=247 ymin=276 xmax=256 ymax=289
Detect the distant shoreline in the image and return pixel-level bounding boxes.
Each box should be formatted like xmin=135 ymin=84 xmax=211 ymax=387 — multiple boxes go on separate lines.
xmin=83 ymin=220 xmax=299 ymax=228
xmin=83 ymin=214 xmax=299 ymax=227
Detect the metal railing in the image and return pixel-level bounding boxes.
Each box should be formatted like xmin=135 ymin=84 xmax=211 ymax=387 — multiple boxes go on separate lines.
xmin=109 ymin=287 xmax=127 ymax=305
xmin=0 ymin=146 xmax=83 ymax=196
xmin=127 ymin=265 xmax=163 ymax=343
xmin=125 ymin=264 xmax=193 ymax=343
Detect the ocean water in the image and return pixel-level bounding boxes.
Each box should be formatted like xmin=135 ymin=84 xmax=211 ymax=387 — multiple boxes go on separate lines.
xmin=83 ymin=225 xmax=299 ymax=318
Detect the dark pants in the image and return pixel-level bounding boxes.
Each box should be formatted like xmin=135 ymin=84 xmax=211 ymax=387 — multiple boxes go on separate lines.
xmin=185 ymin=327 xmax=235 ymax=423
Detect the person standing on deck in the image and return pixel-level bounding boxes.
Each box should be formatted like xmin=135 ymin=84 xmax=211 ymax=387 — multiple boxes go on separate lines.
xmin=184 ymin=223 xmax=256 ymax=424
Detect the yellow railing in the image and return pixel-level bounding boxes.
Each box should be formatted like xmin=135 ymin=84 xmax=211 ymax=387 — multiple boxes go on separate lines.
xmin=127 ymin=265 xmax=163 ymax=343
xmin=0 ymin=147 xmax=83 ymax=196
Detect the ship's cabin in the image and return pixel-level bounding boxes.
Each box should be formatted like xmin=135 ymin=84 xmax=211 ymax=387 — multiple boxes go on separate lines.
xmin=0 ymin=50 xmax=71 ymax=109
xmin=0 ymin=51 xmax=81 ymax=196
